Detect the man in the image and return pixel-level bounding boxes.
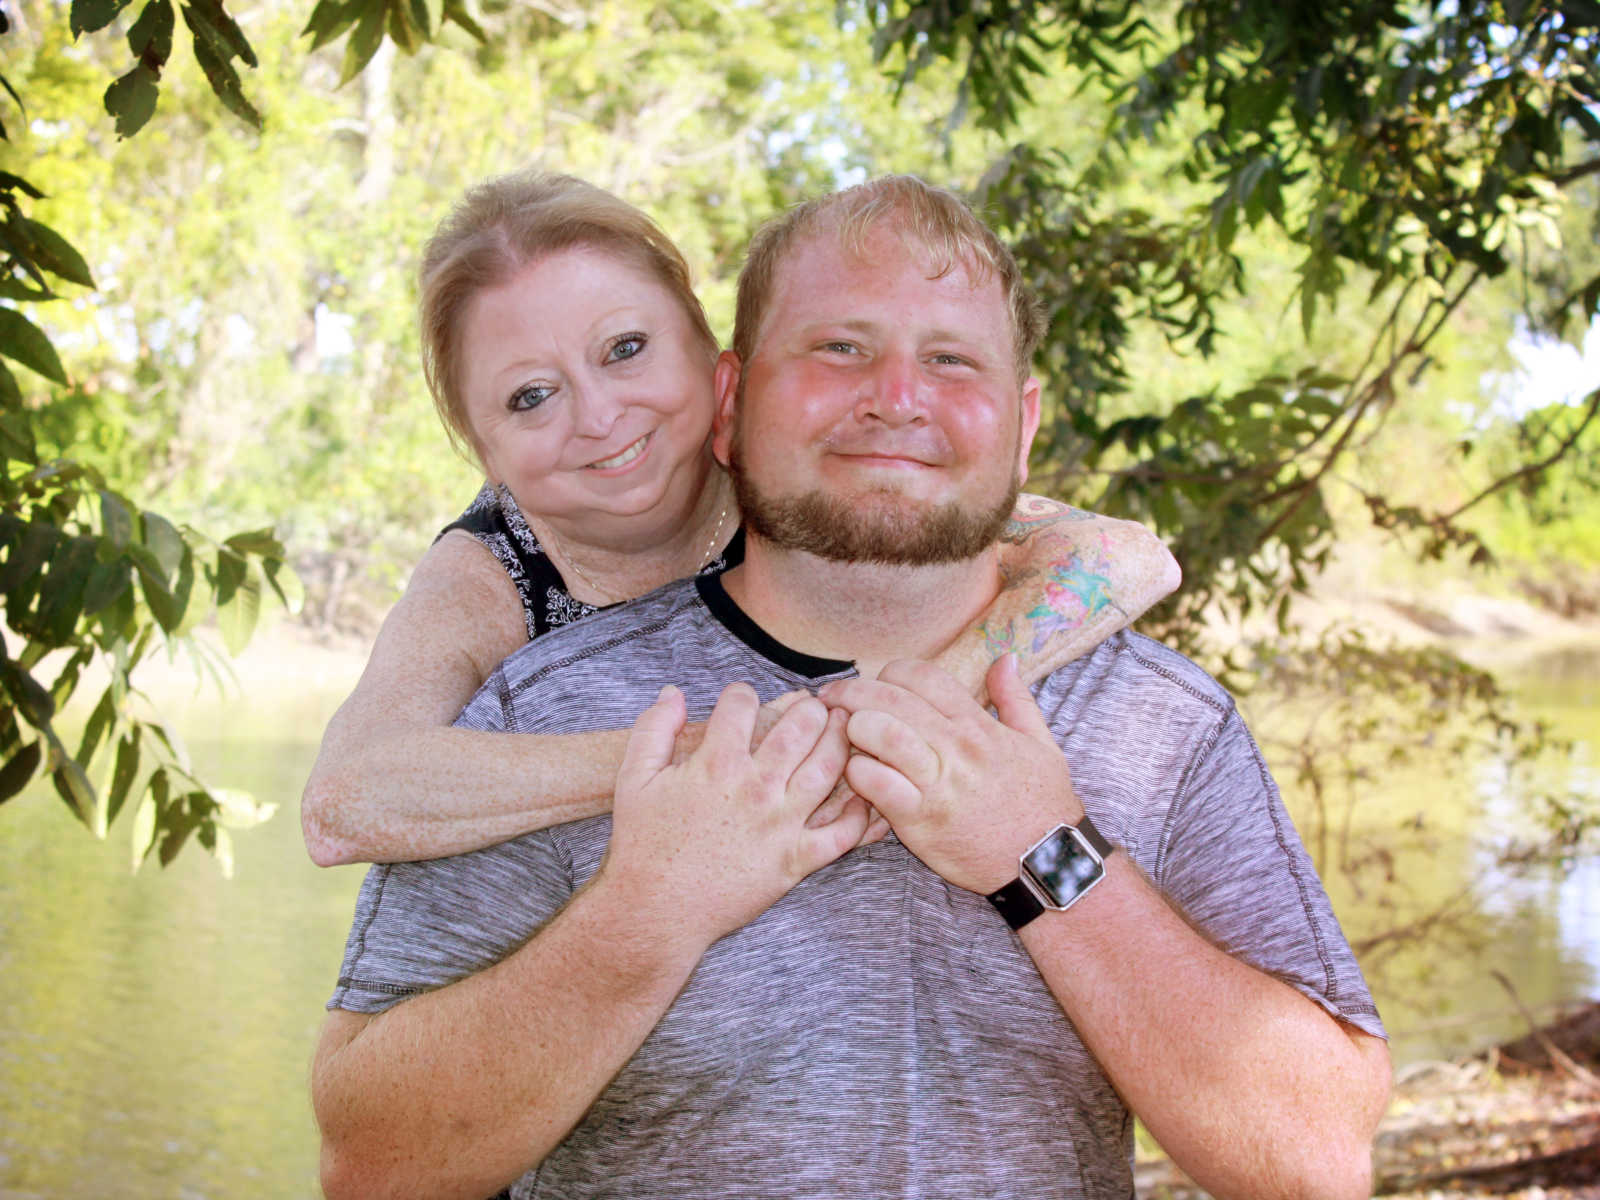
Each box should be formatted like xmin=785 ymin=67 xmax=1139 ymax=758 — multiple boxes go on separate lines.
xmin=314 ymin=176 xmax=1391 ymax=1200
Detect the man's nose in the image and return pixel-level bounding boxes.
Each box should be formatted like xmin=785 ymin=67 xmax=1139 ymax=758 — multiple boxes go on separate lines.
xmin=855 ymin=353 xmax=927 ymax=426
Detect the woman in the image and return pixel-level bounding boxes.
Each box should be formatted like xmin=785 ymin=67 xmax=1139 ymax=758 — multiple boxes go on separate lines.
xmin=300 ymin=170 xmax=1179 ymax=867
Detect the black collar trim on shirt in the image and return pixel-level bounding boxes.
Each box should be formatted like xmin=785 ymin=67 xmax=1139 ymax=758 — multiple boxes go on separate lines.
xmin=695 ymin=574 xmax=856 ymax=681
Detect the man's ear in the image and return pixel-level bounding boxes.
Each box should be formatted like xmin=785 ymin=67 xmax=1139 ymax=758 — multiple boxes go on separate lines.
xmin=1016 ymin=376 xmax=1042 ymax=485
xmin=711 ymin=350 xmax=743 ymax=469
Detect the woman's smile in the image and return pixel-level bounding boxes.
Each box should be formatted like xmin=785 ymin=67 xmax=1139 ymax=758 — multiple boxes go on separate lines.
xmin=585 ymin=432 xmax=653 ymax=473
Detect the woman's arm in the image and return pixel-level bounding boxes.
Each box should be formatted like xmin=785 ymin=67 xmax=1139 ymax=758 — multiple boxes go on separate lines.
xmin=933 ymin=495 xmax=1180 ymax=700
xmin=303 ymin=497 xmax=1175 ymax=867
xmin=301 ymin=532 xmax=632 ymax=866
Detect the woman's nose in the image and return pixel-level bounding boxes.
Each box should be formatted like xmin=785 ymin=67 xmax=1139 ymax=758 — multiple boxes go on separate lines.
xmin=571 ymin=383 xmax=626 ymax=439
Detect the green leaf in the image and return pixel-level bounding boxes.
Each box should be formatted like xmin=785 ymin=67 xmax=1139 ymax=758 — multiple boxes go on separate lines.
xmin=0 ymin=739 xmax=41 ymax=803
xmin=99 ymin=490 xmax=134 ymax=548
xmin=0 ymin=306 xmax=67 ymax=384
xmin=182 ymin=0 xmax=257 ymax=68
xmin=105 ymin=64 xmax=161 ymax=139
xmin=1 ymin=518 xmax=57 ymax=611
xmin=144 ymin=717 xmax=191 ymax=775
xmin=216 ymin=558 xmax=260 ymax=654
xmin=1 ymin=657 xmax=55 ymax=728
xmin=130 ymin=781 xmax=158 ymax=869
xmin=51 ymin=756 xmax=97 ymax=828
xmin=128 ymin=0 xmax=175 ymax=64
xmin=23 ymin=221 xmax=95 ymax=289
xmin=441 ymin=0 xmax=485 ymax=41
xmin=303 ymin=0 xmax=356 ymax=46
xmin=139 ymin=543 xmax=192 ymax=633
xmin=416 ymin=0 xmax=442 ymax=39
xmin=71 ymin=0 xmax=135 ymax=36
xmin=0 ymin=278 xmax=54 ymax=303
xmin=209 ymin=825 xmax=234 ymax=878
xmin=76 ymin=685 xmax=115 ymax=772
xmin=223 ymin=527 xmax=283 ymax=557
xmin=182 ymin=8 xmax=261 ymax=129
xmin=40 ymin=535 xmax=96 ymax=644
xmin=81 ymin=559 xmax=130 ymax=618
xmin=212 ymin=786 xmax=275 ymax=830
xmin=157 ymin=792 xmax=205 ymax=865
xmin=263 ymin=558 xmax=304 ymax=614
xmin=140 ymin=510 xmax=185 ymax=576
xmin=388 ymin=0 xmax=421 ymax=54
xmin=0 ymin=411 xmax=36 ymax=461
xmin=107 ymin=732 xmax=141 ymax=826
xmin=339 ymin=0 xmax=388 ymax=86
xmin=0 ymin=360 xmax=20 ymax=409
xmin=300 ymin=0 xmax=358 ymax=50
xmin=0 ymin=172 xmax=45 ymax=200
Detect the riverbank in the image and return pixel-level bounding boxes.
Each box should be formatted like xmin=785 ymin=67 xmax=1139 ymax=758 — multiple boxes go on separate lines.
xmin=1137 ymin=1002 xmax=1600 ymax=1198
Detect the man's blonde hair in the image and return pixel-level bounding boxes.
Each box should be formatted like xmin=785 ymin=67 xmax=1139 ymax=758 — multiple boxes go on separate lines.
xmin=731 ymin=175 xmax=1044 ymax=381
xmin=419 ymin=169 xmax=719 ymax=464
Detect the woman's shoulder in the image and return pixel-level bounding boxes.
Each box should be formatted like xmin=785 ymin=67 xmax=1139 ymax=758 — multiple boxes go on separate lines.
xmin=438 ymin=483 xmax=585 ymax=641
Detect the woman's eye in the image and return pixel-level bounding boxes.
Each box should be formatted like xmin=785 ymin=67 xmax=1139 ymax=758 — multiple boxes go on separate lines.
xmin=508 ymin=384 xmax=553 ymax=412
xmin=606 ymin=334 xmax=646 ymax=363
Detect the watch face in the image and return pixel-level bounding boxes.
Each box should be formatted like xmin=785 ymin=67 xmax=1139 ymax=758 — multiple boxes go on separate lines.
xmin=1022 ymin=825 xmax=1105 ymax=909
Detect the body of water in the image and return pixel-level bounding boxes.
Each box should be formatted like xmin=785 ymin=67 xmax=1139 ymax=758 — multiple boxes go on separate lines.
xmin=0 ymin=635 xmax=1595 ymax=1196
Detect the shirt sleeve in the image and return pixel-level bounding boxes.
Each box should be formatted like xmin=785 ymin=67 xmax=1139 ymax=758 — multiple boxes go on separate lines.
xmin=1152 ymin=709 xmax=1386 ymax=1039
xmin=326 ymin=664 xmax=575 ymax=1014
xmin=327 ymin=831 xmax=575 ymax=1014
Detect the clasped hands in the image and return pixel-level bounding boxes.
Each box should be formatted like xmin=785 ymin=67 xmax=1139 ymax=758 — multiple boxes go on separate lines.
xmin=599 ymin=656 xmax=1084 ymax=947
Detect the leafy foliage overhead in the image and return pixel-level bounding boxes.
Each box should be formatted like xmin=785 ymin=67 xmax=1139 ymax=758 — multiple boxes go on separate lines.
xmin=861 ymin=0 xmax=1600 ymax=645
xmin=0 ymin=0 xmax=299 ymax=871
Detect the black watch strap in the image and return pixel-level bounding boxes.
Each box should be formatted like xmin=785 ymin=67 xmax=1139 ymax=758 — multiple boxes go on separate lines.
xmin=1075 ymin=814 xmax=1114 ymax=859
xmin=986 ymin=877 xmax=1046 ymax=930
xmin=986 ymin=815 xmax=1115 ymax=932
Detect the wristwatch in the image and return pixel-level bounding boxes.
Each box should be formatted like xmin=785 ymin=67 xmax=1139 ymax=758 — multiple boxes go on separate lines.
xmin=986 ymin=816 xmax=1115 ymax=931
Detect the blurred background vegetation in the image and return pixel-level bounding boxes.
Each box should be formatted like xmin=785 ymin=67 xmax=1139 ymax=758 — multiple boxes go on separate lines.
xmin=1 ymin=1 xmax=1598 ymax=1194
xmin=0 ymin=0 xmax=1593 ymax=950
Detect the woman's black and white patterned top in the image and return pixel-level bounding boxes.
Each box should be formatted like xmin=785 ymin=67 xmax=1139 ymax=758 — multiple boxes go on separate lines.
xmin=439 ymin=482 xmax=744 ymax=641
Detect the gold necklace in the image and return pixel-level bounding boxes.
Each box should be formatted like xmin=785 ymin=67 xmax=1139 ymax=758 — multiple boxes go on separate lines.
xmin=547 ymin=501 xmax=732 ymax=606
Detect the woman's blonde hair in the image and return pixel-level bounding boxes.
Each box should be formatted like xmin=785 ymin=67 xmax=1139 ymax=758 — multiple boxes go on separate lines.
xmin=419 ymin=169 xmax=719 ymax=463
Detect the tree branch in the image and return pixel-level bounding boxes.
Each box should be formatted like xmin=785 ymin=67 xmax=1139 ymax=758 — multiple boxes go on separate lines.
xmin=1440 ymin=385 xmax=1600 ymax=524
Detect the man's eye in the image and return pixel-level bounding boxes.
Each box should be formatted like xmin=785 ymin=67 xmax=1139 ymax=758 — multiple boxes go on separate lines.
xmin=931 ymin=353 xmax=969 ymax=367
xmin=821 ymin=341 xmax=859 ymax=355
xmin=508 ymin=384 xmax=553 ymax=412
xmin=606 ymin=334 xmax=646 ymax=362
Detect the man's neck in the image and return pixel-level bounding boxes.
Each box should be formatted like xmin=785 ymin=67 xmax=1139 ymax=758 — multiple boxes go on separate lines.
xmin=719 ymin=539 xmax=1003 ymax=680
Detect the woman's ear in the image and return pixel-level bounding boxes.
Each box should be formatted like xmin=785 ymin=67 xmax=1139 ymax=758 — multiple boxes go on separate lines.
xmin=711 ymin=350 xmax=743 ymax=469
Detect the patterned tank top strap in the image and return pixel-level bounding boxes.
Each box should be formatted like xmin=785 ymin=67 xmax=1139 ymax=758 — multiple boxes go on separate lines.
xmin=437 ymin=483 xmax=598 ymax=641
xmin=438 ymin=483 xmax=746 ymax=641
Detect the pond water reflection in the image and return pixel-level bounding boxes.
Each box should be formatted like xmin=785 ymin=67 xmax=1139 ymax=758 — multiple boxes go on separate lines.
xmin=0 ymin=637 xmax=1595 ymax=1196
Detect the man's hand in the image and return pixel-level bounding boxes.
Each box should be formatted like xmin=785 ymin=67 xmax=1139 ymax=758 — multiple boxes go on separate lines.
xmin=600 ymin=683 xmax=870 ymax=947
xmin=819 ymin=655 xmax=1079 ymax=894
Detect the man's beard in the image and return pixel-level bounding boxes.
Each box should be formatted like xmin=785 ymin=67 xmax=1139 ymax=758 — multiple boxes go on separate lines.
xmin=728 ymin=437 xmax=1020 ymax=566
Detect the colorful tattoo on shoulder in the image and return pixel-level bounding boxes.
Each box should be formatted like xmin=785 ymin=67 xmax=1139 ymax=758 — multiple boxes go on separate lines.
xmin=978 ymin=529 xmax=1123 ymax=659
xmin=996 ymin=494 xmax=1095 ymax=546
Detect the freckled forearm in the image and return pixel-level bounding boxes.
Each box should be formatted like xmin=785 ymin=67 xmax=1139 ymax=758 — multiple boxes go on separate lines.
xmin=1019 ymin=861 xmax=1388 ymax=1197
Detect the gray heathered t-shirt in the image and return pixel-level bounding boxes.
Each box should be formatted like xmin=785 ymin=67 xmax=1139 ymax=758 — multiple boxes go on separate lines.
xmin=330 ymin=574 xmax=1384 ymax=1200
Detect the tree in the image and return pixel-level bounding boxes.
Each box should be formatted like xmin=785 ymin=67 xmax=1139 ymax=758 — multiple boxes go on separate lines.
xmin=0 ymin=0 xmax=299 ymax=871
xmin=857 ymin=0 xmax=1600 ymax=642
